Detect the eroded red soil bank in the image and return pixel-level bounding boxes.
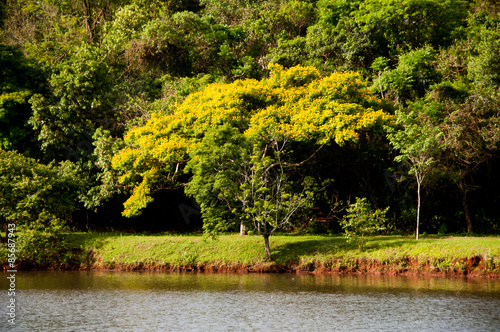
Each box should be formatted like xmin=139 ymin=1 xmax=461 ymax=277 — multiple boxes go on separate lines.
xmin=9 ymin=255 xmax=498 ymax=277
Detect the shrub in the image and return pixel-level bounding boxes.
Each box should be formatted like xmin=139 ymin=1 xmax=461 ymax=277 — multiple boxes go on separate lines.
xmin=339 ymin=197 xmax=388 ymax=249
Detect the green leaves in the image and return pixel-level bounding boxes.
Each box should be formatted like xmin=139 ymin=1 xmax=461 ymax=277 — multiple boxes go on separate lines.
xmin=378 ymin=46 xmax=441 ymax=106
xmin=0 ymin=44 xmax=45 ymax=152
xmin=111 ymin=64 xmax=390 ymax=257
xmin=113 ymin=64 xmax=390 ymax=218
xmin=468 ymin=18 xmax=500 ymax=91
xmin=2 ymin=0 xmax=498 ymax=238
xmin=386 ymin=101 xmax=444 ymax=239
xmin=0 ymin=149 xmax=82 ymax=228
xmin=340 ymin=197 xmax=388 ymax=249
xmin=29 ymin=43 xmax=115 ymax=154
xmin=387 ymin=102 xmax=443 ymax=179
xmin=184 ymin=124 xmax=246 ymax=235
xmin=356 ymin=0 xmax=469 ymax=51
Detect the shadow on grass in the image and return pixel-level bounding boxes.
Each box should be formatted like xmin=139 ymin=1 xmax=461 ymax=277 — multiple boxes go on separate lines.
xmin=67 ymin=231 xmax=203 ymax=244
xmin=64 ymin=232 xmax=158 ymax=268
xmin=66 ymin=232 xmax=111 ymax=250
xmin=270 ymin=235 xmax=417 ymax=264
xmin=65 ymin=232 xmax=425 ymax=267
xmin=362 ymin=236 xmax=420 ymax=252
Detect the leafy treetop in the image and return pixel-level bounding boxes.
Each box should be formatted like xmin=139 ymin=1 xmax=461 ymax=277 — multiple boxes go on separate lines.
xmin=112 ymin=64 xmax=392 ymax=217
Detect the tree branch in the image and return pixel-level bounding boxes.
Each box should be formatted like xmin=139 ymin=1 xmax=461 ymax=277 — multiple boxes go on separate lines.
xmin=265 ymin=143 xmax=325 ymax=173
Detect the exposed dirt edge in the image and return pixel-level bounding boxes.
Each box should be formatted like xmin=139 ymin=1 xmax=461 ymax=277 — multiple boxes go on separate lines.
xmin=6 ymin=255 xmax=499 ymax=278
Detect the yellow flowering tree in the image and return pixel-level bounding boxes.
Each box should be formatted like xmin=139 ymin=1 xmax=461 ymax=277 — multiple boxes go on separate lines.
xmin=112 ymin=64 xmax=391 ymax=259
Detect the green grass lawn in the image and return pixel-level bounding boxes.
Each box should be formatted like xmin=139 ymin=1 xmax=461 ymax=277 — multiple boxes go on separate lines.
xmin=63 ymin=232 xmax=500 ymax=272
xmin=2 ymin=231 xmax=499 ymax=273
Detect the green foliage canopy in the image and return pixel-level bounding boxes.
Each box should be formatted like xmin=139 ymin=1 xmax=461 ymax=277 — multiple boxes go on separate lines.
xmin=0 ymin=44 xmax=44 ymax=151
xmin=112 ymin=64 xmax=392 ymax=219
xmin=0 ymin=149 xmax=81 ymax=229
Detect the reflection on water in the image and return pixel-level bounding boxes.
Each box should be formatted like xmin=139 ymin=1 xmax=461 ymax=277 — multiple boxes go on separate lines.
xmin=0 ymin=272 xmax=499 ymax=331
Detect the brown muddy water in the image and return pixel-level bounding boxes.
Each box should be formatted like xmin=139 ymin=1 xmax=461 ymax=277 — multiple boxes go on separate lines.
xmin=0 ymin=271 xmax=499 ymax=331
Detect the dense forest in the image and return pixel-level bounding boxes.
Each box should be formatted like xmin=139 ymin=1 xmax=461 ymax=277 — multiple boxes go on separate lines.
xmin=1 ymin=0 xmax=500 ymax=247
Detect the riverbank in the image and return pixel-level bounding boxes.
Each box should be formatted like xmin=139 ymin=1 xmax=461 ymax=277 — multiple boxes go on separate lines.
xmin=2 ymin=233 xmax=500 ymax=277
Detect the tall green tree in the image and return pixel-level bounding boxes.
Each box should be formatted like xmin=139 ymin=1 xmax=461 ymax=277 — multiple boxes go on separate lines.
xmin=387 ymin=101 xmax=443 ymax=240
xmin=439 ymin=95 xmax=500 ymax=233
xmin=430 ymin=13 xmax=500 ymax=233
xmin=112 ymin=64 xmax=391 ymax=258
xmin=185 ymin=124 xmax=314 ymax=259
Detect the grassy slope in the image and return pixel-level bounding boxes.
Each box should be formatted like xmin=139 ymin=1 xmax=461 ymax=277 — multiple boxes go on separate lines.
xmin=60 ymin=233 xmax=500 ymax=275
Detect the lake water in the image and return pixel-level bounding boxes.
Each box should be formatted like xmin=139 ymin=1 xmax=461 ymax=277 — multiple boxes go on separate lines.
xmin=0 ymin=271 xmax=499 ymax=331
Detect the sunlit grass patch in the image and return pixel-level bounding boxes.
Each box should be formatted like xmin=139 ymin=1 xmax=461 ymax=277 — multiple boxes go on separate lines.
xmin=2 ymin=232 xmax=499 ymax=274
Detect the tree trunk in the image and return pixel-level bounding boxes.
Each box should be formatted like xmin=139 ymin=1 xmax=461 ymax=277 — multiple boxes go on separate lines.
xmin=263 ymin=234 xmax=272 ymax=260
xmin=458 ymin=180 xmax=473 ymax=233
xmin=82 ymin=0 xmax=94 ymax=43
xmin=416 ymin=176 xmax=421 ymax=241
xmin=240 ymin=222 xmax=247 ymax=236
xmin=378 ymin=72 xmax=384 ymax=99
xmin=461 ymin=188 xmax=473 ymax=233
xmin=86 ymin=209 xmax=90 ymax=231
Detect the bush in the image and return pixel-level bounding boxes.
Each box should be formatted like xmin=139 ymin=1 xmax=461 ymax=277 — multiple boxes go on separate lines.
xmin=15 ymin=217 xmax=82 ymax=269
xmin=0 ymin=149 xmax=81 ymax=229
xmin=339 ymin=197 xmax=388 ymax=249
